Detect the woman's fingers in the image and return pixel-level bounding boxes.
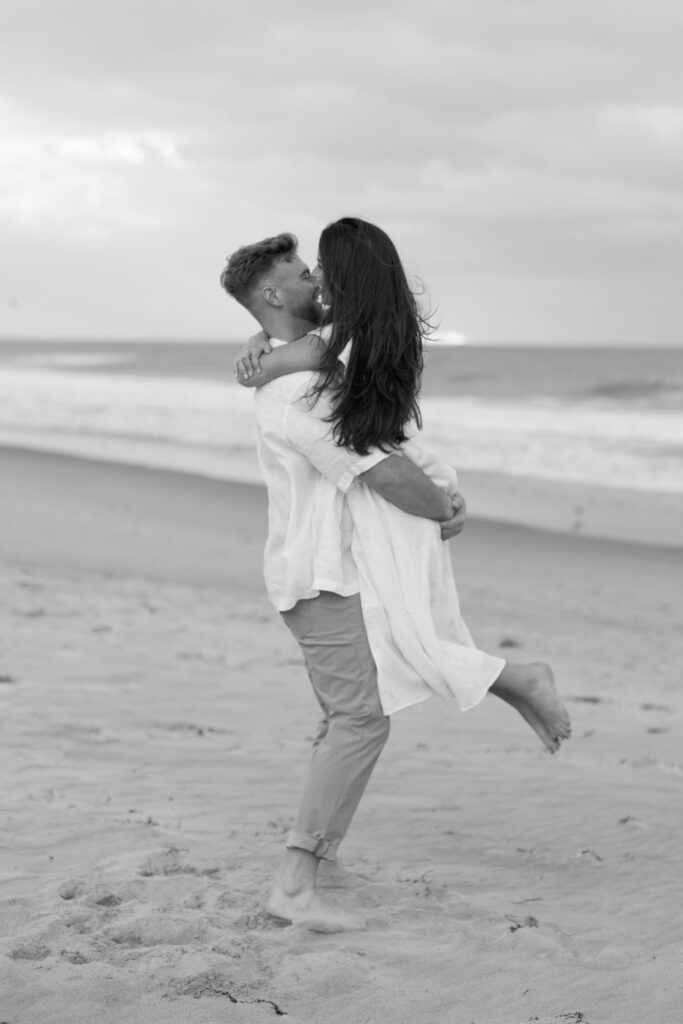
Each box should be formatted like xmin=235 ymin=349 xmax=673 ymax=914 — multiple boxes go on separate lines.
xmin=235 ymin=355 xmax=255 ymax=380
xmin=234 ymin=336 xmax=271 ymax=380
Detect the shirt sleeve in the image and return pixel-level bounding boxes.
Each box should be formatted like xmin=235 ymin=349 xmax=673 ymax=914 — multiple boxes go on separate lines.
xmin=284 ymin=387 xmax=388 ymax=493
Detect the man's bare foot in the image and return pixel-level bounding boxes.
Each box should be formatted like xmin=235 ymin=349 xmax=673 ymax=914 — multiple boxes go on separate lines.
xmin=490 ymin=662 xmax=572 ymax=754
xmin=318 ymin=862 xmax=374 ymax=889
xmin=266 ymin=884 xmax=366 ymax=933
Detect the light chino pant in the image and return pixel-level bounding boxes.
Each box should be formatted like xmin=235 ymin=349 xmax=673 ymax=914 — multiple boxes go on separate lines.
xmin=280 ymin=590 xmax=391 ymax=861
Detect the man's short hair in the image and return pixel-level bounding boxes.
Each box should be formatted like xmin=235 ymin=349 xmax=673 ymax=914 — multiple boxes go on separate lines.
xmin=220 ymin=232 xmax=298 ymax=307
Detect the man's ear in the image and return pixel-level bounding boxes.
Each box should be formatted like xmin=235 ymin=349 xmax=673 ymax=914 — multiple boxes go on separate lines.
xmin=262 ymin=285 xmax=282 ymax=308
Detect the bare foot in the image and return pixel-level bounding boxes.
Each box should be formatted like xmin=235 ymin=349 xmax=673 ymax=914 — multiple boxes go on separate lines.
xmin=490 ymin=662 xmax=572 ymax=754
xmin=266 ymin=885 xmax=366 ymax=933
xmin=318 ymin=862 xmax=374 ymax=889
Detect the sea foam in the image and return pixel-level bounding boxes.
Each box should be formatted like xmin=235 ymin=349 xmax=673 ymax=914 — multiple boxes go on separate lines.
xmin=1 ymin=365 xmax=681 ymax=494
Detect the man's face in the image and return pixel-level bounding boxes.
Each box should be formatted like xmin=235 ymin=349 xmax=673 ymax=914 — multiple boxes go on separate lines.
xmin=270 ymin=254 xmax=322 ymax=324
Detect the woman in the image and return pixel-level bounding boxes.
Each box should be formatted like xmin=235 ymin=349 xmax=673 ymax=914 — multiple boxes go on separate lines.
xmin=236 ymin=217 xmax=571 ymax=751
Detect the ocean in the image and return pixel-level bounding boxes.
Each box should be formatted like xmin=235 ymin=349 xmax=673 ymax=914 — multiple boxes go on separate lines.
xmin=0 ymin=340 xmax=681 ymax=496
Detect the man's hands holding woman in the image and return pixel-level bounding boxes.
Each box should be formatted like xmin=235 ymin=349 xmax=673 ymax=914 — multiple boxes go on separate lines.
xmin=440 ymin=492 xmax=467 ymax=541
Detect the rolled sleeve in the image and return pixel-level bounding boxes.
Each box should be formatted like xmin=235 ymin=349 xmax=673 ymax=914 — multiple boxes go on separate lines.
xmin=284 ymin=390 xmax=387 ymax=493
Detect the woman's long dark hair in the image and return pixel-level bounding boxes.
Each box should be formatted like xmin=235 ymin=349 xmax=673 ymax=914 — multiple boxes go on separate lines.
xmin=310 ymin=217 xmax=431 ymax=455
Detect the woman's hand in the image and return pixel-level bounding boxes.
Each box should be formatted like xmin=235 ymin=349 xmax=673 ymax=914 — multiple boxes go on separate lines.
xmin=440 ymin=492 xmax=467 ymax=541
xmin=234 ymin=331 xmax=272 ymax=381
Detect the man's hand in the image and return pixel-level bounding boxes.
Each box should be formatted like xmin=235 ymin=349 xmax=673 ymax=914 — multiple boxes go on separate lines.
xmin=234 ymin=330 xmax=271 ymax=381
xmin=440 ymin=492 xmax=467 ymax=541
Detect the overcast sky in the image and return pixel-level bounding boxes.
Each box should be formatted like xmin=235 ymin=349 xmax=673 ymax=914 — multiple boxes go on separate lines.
xmin=1 ymin=0 xmax=682 ymax=344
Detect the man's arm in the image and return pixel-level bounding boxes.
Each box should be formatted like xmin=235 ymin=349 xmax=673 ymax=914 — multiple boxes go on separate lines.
xmin=359 ymin=455 xmax=453 ymax=521
xmin=401 ymin=433 xmax=459 ymax=497
xmin=360 ymin=455 xmax=467 ymax=539
xmin=285 ymin=397 xmax=466 ymax=538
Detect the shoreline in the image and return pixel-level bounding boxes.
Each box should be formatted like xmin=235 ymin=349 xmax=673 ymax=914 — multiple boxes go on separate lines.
xmin=2 ymin=445 xmax=681 ymax=607
xmin=1 ymin=429 xmax=680 ymax=550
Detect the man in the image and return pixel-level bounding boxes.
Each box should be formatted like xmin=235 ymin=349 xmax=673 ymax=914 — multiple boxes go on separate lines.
xmin=220 ymin=233 xmax=465 ymax=931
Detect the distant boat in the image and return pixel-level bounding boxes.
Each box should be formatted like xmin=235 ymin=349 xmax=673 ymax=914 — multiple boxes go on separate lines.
xmin=427 ymin=330 xmax=468 ymax=346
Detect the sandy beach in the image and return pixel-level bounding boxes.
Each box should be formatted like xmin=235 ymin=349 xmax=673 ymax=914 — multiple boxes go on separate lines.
xmin=1 ymin=445 xmax=682 ymax=1024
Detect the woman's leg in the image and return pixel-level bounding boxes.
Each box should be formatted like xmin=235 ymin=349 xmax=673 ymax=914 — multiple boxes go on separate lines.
xmin=488 ymin=661 xmax=572 ymax=753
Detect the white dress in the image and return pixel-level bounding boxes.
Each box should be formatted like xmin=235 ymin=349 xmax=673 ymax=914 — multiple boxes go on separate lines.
xmin=346 ymin=431 xmax=505 ymax=715
xmin=307 ymin=327 xmax=504 ymax=715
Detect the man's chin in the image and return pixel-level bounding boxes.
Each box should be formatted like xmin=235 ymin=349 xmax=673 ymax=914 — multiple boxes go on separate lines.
xmin=292 ymin=299 xmax=324 ymax=326
xmin=309 ymin=301 xmax=324 ymax=325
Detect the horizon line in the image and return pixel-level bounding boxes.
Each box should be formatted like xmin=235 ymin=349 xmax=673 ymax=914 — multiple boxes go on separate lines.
xmin=1 ymin=336 xmax=681 ymax=349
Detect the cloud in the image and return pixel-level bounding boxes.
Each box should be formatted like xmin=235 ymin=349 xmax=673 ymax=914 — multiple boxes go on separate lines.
xmin=0 ymin=0 xmax=682 ymax=341
xmin=0 ymin=96 xmax=187 ymax=234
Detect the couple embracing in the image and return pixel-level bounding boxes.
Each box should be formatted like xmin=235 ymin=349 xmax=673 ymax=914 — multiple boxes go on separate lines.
xmin=220 ymin=217 xmax=570 ymax=933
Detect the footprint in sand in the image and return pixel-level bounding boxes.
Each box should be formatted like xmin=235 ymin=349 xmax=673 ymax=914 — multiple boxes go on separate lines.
xmin=104 ymin=912 xmax=211 ymax=947
xmin=276 ymin=950 xmax=369 ymax=1000
xmin=60 ymin=948 xmax=90 ymax=965
xmin=58 ymin=879 xmax=84 ymax=901
xmin=233 ymin=910 xmax=291 ymax=932
xmin=138 ymin=847 xmax=221 ymax=878
xmin=499 ymin=636 xmax=522 ymax=649
xmin=170 ymin=971 xmax=286 ymax=1016
xmin=59 ymin=880 xmax=139 ymax=909
xmin=8 ymin=941 xmax=51 ymax=961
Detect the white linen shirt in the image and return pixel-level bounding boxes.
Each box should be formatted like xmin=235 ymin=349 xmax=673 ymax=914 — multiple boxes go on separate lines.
xmin=253 ymin=340 xmax=387 ymax=611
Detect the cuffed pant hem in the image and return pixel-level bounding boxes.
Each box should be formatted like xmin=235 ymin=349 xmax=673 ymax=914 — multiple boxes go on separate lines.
xmin=286 ymin=829 xmax=339 ymax=862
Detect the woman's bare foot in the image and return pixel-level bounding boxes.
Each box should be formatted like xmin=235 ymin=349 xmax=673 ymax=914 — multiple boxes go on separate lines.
xmin=489 ymin=662 xmax=572 ymax=754
xmin=266 ymin=885 xmax=366 ymax=933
